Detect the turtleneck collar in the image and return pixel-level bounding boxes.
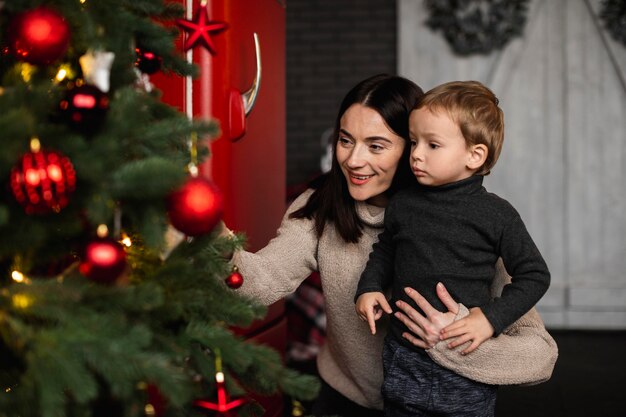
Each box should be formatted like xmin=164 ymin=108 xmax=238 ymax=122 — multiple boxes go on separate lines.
xmin=355 ymin=200 xmax=385 ymax=228
xmin=415 ymin=175 xmax=484 ymax=195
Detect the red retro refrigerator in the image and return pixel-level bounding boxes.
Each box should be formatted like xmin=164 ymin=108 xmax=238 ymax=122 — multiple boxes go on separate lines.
xmin=152 ymin=1 xmax=287 ymax=415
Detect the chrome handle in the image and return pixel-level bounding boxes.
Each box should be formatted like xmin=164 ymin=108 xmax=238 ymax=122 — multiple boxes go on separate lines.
xmin=241 ymin=33 xmax=261 ymax=116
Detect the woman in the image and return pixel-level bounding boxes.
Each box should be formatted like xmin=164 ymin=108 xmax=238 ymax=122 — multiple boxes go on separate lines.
xmin=224 ymin=74 xmax=557 ymax=417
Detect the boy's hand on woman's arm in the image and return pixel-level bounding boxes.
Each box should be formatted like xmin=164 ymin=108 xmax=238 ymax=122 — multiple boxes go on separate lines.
xmin=440 ymin=307 xmax=494 ymax=355
xmin=355 ymin=292 xmax=392 ymax=335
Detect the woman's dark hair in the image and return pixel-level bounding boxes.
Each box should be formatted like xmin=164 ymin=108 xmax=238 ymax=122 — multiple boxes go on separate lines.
xmin=291 ymin=74 xmax=424 ymax=243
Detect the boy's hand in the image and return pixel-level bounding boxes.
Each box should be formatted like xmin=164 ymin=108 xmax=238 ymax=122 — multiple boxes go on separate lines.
xmin=440 ymin=307 xmax=494 ymax=355
xmin=355 ymin=292 xmax=392 ymax=335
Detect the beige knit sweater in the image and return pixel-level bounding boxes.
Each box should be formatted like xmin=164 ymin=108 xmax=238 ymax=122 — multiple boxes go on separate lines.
xmin=233 ymin=189 xmax=558 ymax=410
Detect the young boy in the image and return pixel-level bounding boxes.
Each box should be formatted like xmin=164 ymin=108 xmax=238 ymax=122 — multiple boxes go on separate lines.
xmin=355 ymin=81 xmax=550 ymax=417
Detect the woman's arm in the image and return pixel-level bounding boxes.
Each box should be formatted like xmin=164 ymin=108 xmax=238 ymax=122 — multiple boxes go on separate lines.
xmin=427 ymin=302 xmax=558 ymax=385
xmin=226 ymin=189 xmax=319 ymax=306
xmin=395 ymin=260 xmax=558 ymax=385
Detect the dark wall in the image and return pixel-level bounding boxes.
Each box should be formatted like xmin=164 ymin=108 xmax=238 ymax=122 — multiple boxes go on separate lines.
xmin=286 ymin=0 xmax=397 ymax=187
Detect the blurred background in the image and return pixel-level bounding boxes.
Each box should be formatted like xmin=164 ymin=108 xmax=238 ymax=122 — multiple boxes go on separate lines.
xmin=283 ymin=1 xmax=625 ymax=415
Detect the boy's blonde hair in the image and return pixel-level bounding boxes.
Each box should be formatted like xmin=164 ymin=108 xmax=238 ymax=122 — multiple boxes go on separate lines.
xmin=416 ymin=81 xmax=504 ymax=175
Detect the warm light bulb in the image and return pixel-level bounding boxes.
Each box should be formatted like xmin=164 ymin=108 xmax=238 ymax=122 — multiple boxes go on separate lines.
xmin=188 ymin=164 xmax=199 ymax=177
xmin=29 ymin=137 xmax=41 ymax=153
xmin=11 ymin=270 xmax=25 ymax=283
xmin=20 ymin=63 xmax=35 ymax=82
xmin=55 ymin=68 xmax=67 ymax=81
xmin=121 ymin=234 xmax=132 ymax=247
xmin=144 ymin=404 xmax=155 ymax=416
xmin=97 ymin=224 xmax=109 ymax=238
xmin=12 ymin=294 xmax=33 ymax=309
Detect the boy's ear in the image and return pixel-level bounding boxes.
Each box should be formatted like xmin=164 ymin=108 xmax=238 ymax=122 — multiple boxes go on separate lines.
xmin=467 ymin=144 xmax=488 ymax=170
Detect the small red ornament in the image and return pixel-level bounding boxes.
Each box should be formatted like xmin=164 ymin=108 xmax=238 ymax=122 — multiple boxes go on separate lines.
xmin=225 ymin=267 xmax=243 ymax=289
xmin=59 ymin=84 xmax=109 ymax=134
xmin=10 ymin=147 xmax=76 ymax=214
xmin=79 ymin=237 xmax=127 ymax=284
xmin=6 ymin=6 xmax=70 ymax=65
xmin=176 ymin=5 xmax=228 ymax=54
xmin=167 ymin=176 xmax=224 ymax=236
xmin=135 ymin=47 xmax=162 ymax=75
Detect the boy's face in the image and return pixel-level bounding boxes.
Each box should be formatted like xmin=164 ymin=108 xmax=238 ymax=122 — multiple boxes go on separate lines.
xmin=409 ymin=107 xmax=477 ymax=186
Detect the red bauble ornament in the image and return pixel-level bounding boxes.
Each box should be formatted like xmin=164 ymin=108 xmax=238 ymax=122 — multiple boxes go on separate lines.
xmin=59 ymin=84 xmax=109 ymax=134
xmin=225 ymin=267 xmax=243 ymax=289
xmin=135 ymin=47 xmax=162 ymax=75
xmin=79 ymin=238 xmax=127 ymax=284
xmin=10 ymin=148 xmax=76 ymax=214
xmin=176 ymin=5 xmax=228 ymax=54
xmin=167 ymin=177 xmax=224 ymax=236
xmin=6 ymin=6 xmax=70 ymax=65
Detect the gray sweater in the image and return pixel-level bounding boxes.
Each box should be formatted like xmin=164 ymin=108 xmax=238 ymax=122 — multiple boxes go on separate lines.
xmin=357 ymin=175 xmax=550 ymax=346
xmin=232 ymin=189 xmax=557 ymax=410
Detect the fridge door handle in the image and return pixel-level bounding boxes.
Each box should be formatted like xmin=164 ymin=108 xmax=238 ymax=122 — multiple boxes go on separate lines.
xmin=242 ymin=33 xmax=261 ymax=116
xmin=228 ymin=33 xmax=261 ymax=141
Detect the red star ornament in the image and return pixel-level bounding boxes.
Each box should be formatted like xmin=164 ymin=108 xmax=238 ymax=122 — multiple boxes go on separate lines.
xmin=176 ymin=4 xmax=228 ymax=54
xmin=193 ymin=373 xmax=247 ymax=416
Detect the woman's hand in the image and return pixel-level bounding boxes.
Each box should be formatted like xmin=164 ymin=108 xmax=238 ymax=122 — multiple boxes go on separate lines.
xmin=393 ymin=282 xmax=459 ymax=349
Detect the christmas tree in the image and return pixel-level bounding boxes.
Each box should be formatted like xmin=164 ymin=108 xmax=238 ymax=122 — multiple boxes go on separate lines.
xmin=0 ymin=1 xmax=318 ymax=416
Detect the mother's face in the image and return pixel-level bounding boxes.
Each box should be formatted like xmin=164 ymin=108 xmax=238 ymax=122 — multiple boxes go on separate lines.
xmin=336 ymin=104 xmax=406 ymax=207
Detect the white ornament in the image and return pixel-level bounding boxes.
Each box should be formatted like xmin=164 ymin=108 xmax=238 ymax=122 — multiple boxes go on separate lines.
xmin=79 ymin=50 xmax=115 ymax=92
xmin=133 ymin=67 xmax=153 ymax=93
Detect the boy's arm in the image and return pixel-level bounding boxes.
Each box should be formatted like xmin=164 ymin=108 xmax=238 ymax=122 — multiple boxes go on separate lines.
xmin=480 ymin=214 xmax=551 ymax=335
xmin=354 ymin=199 xmax=399 ymax=301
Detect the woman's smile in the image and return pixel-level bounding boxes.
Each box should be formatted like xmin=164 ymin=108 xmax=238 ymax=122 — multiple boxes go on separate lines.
xmin=348 ymin=172 xmax=375 ymax=185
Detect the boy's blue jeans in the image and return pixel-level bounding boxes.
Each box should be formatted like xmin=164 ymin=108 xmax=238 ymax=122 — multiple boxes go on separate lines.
xmin=382 ymin=337 xmax=497 ymax=417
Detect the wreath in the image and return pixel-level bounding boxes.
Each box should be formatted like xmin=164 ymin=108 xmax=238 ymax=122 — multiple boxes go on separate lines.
xmin=424 ymin=0 xmax=531 ymax=56
xmin=600 ymin=0 xmax=626 ymax=47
